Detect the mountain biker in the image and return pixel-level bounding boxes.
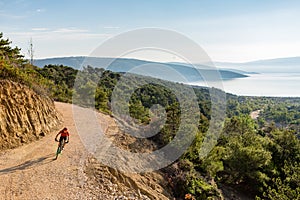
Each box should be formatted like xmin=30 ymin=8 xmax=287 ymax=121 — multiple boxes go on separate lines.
xmin=55 ymin=127 xmax=69 ymax=150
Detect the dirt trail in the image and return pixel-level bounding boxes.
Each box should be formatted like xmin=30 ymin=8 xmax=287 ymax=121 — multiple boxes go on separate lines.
xmin=250 ymin=109 xmax=261 ymax=120
xmin=0 ymin=102 xmax=161 ymax=199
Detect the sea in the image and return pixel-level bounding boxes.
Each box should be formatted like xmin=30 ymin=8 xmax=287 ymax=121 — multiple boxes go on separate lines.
xmin=190 ymin=73 xmax=300 ymax=97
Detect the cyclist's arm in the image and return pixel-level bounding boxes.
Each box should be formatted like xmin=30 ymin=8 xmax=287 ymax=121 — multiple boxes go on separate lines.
xmin=66 ymin=133 xmax=70 ymax=142
xmin=55 ymin=132 xmax=61 ymax=140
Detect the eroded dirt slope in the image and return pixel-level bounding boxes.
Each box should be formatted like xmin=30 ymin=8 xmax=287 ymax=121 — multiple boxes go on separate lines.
xmin=0 ymin=80 xmax=60 ymax=150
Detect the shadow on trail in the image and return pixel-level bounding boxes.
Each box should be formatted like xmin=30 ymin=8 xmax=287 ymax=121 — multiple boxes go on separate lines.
xmin=0 ymin=154 xmax=55 ymax=175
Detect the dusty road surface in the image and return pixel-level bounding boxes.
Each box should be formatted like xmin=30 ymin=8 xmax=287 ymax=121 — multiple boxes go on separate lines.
xmin=250 ymin=109 xmax=261 ymax=120
xmin=0 ymin=102 xmax=154 ymax=200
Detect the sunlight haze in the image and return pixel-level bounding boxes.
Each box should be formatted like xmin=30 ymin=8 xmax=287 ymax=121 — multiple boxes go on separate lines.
xmin=1 ymin=0 xmax=300 ymax=62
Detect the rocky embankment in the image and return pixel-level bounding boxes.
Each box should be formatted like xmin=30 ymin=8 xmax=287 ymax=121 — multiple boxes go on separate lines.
xmin=0 ymin=80 xmax=60 ymax=150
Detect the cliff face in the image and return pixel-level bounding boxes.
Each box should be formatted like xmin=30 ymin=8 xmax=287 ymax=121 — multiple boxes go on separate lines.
xmin=0 ymin=80 xmax=61 ymax=150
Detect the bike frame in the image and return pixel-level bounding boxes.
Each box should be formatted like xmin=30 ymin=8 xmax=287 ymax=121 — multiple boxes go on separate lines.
xmin=55 ymin=139 xmax=65 ymax=160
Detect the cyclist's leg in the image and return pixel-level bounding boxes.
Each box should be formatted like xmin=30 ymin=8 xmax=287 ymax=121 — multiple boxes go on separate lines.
xmin=59 ymin=136 xmax=63 ymax=146
xmin=62 ymin=136 xmax=67 ymax=149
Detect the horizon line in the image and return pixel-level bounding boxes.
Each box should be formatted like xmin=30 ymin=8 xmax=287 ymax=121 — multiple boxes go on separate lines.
xmin=32 ymin=55 xmax=300 ymax=64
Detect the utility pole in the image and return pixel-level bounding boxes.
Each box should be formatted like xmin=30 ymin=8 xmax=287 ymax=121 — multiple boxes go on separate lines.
xmin=28 ymin=37 xmax=34 ymax=65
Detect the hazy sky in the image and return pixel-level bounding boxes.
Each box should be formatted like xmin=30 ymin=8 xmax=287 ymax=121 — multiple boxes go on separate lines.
xmin=1 ymin=0 xmax=300 ymax=62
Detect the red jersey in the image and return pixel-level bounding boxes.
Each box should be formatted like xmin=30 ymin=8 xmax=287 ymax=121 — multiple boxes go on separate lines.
xmin=60 ymin=130 xmax=69 ymax=137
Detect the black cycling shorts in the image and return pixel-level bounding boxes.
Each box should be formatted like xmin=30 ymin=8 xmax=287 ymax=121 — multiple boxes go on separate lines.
xmin=59 ymin=136 xmax=68 ymax=142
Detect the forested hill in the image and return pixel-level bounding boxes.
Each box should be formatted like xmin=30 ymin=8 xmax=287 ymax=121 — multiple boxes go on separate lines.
xmin=36 ymin=63 xmax=300 ymax=199
xmin=34 ymin=56 xmax=248 ymax=82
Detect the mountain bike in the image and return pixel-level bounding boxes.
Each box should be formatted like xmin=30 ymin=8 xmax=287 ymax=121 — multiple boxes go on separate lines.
xmin=55 ymin=139 xmax=65 ymax=160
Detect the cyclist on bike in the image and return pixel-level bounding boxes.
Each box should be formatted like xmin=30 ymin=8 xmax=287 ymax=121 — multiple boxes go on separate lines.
xmin=55 ymin=127 xmax=69 ymax=150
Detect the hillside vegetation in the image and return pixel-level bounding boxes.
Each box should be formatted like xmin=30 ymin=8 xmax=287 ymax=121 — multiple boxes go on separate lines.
xmin=1 ymin=32 xmax=299 ymax=199
xmin=37 ymin=63 xmax=300 ymax=199
xmin=0 ymin=33 xmax=61 ymax=150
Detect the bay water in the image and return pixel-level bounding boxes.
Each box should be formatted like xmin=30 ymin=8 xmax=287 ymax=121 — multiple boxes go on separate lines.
xmin=190 ymin=73 xmax=300 ymax=97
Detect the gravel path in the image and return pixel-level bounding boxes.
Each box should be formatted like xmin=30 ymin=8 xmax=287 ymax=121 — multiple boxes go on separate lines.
xmin=0 ymin=102 xmax=152 ymax=200
xmin=250 ymin=109 xmax=261 ymax=120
